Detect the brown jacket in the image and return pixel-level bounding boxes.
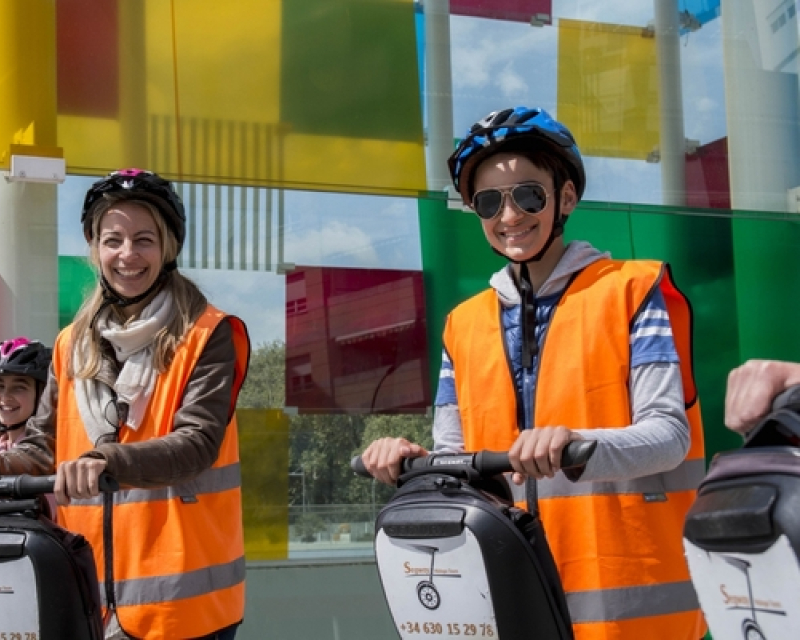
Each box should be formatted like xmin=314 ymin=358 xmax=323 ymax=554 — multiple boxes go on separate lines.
xmin=0 ymin=319 xmax=239 ymax=486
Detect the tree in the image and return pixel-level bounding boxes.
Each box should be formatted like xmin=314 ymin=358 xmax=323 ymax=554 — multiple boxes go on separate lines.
xmin=238 ymin=340 xmax=436 ymax=515
xmin=238 ymin=339 xmax=285 ymax=408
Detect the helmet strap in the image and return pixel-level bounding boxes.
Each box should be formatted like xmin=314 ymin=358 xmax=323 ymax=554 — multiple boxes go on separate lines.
xmin=518 ymin=263 xmax=538 ymax=369
xmin=0 ymin=420 xmax=26 ymax=434
xmin=89 ymin=262 xmax=175 ymax=330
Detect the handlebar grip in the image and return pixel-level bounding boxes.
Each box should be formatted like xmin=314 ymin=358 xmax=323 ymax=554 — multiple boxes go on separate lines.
xmin=351 ymin=455 xmax=371 ymax=478
xmin=473 ymin=450 xmax=512 ymax=476
xmin=772 ymin=384 xmax=800 ymax=411
xmin=473 ymin=441 xmax=596 ymax=475
xmin=0 ymin=474 xmax=57 ymax=498
xmin=0 ymin=472 xmax=119 ymax=499
xmin=560 ymin=440 xmax=598 ymax=469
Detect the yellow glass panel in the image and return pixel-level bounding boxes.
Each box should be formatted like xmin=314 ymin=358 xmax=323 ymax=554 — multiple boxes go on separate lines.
xmin=238 ymin=408 xmax=291 ymax=561
xmin=283 ymin=135 xmax=427 ymax=196
xmin=557 ymin=18 xmax=659 ymax=160
xmin=57 ymin=116 xmax=124 ymax=172
xmin=0 ymin=0 xmax=57 ymax=165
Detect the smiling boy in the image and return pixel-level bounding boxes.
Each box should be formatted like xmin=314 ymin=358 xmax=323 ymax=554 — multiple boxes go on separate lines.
xmin=363 ymin=106 xmax=707 ymax=639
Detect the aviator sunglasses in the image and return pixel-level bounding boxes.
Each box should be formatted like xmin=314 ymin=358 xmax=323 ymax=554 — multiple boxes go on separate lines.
xmin=471 ymin=182 xmax=550 ymax=220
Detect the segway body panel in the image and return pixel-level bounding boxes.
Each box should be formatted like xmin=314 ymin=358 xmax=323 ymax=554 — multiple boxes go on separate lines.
xmin=355 ymin=445 xmax=595 ymax=640
xmin=0 ymin=476 xmax=103 ymax=640
xmin=684 ymin=388 xmax=800 ymax=640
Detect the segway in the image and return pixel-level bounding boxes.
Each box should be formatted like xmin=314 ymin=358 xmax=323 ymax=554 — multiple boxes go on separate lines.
xmin=684 ymin=385 xmax=800 ymax=640
xmin=352 ymin=441 xmax=597 ymax=640
xmin=0 ymin=474 xmax=116 ymax=640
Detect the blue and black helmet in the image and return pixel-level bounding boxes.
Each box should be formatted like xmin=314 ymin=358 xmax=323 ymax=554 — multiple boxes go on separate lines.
xmin=447 ymin=106 xmax=586 ymax=203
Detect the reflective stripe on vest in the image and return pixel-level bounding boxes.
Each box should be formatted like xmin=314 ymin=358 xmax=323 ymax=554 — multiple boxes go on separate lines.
xmin=567 ymin=580 xmax=700 ymax=623
xmin=444 ymin=259 xmax=706 ymax=640
xmin=101 ymin=556 xmax=246 ymax=607
xmin=53 ymin=306 xmax=249 ymax=638
xmin=538 ymin=457 xmax=706 ymax=499
xmin=70 ymin=462 xmax=241 ymax=507
xmin=508 ymin=456 xmax=706 ymax=503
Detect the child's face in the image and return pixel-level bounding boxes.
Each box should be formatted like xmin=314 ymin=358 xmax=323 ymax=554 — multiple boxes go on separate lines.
xmin=472 ymin=152 xmax=574 ymax=263
xmin=0 ymin=375 xmax=37 ymax=426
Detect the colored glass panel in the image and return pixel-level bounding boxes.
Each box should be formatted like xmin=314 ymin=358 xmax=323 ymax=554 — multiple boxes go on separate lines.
xmin=55 ymin=0 xmax=425 ymax=196
xmin=450 ymin=0 xmax=552 ymax=23
xmin=57 ymin=255 xmax=94 ymax=329
xmin=238 ymin=408 xmax=290 ymax=561
xmin=685 ymin=138 xmax=730 ymax=209
xmin=56 ymin=0 xmax=118 ymax=117
xmin=285 ymin=266 xmax=431 ymax=413
xmin=557 ymin=19 xmax=660 ymax=160
xmin=679 ymin=0 xmax=721 ymax=27
xmin=0 ymin=0 xmax=57 ymax=157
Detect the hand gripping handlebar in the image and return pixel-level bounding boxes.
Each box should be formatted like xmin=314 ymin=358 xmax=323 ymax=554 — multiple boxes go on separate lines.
xmin=351 ymin=440 xmax=598 ymax=479
xmin=0 ymin=472 xmax=119 ymax=499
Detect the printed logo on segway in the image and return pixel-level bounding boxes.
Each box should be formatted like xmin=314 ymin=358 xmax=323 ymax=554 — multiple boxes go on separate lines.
xmin=684 ymin=536 xmax=800 ymax=640
xmin=376 ymin=529 xmax=498 ymax=639
xmin=714 ymin=555 xmax=786 ymax=640
xmin=402 ymin=545 xmax=462 ymax=611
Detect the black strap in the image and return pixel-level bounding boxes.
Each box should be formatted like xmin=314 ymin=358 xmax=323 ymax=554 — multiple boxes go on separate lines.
xmin=518 ymin=264 xmax=538 ymax=369
xmin=102 ymin=489 xmax=116 ymax=623
xmin=101 ymin=398 xmax=125 ymax=634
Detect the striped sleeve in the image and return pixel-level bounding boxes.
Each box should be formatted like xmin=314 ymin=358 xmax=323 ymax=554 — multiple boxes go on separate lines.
xmin=630 ymin=287 xmax=679 ymax=368
xmin=434 ymin=348 xmax=458 ymax=406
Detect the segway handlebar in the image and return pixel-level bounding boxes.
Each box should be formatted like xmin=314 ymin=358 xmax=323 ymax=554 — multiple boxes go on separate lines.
xmin=351 ymin=440 xmax=598 ymax=479
xmin=771 ymin=383 xmax=800 ymax=412
xmin=0 ymin=472 xmax=119 ymax=499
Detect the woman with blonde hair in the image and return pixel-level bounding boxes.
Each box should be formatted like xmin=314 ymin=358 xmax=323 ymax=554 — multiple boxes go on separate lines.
xmin=0 ymin=169 xmax=250 ymax=640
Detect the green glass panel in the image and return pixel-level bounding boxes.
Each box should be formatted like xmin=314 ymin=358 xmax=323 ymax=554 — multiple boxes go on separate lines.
xmin=417 ymin=196 xmax=504 ymax=397
xmin=732 ymin=217 xmax=800 ymax=360
xmin=57 ymin=255 xmax=95 ymax=329
xmin=280 ymin=0 xmax=422 ymax=142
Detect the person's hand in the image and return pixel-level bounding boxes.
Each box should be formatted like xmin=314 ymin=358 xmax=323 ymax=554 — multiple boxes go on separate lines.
xmin=361 ymin=437 xmax=427 ymax=486
xmin=725 ymin=360 xmax=800 ymax=435
xmin=54 ymin=457 xmax=108 ymax=505
xmin=508 ymin=426 xmax=584 ymax=483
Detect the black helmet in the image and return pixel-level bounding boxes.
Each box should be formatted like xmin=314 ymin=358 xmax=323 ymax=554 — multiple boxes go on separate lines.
xmin=81 ymin=169 xmax=186 ymax=253
xmin=0 ymin=338 xmax=52 ymax=385
xmin=448 ymin=106 xmax=586 ymax=203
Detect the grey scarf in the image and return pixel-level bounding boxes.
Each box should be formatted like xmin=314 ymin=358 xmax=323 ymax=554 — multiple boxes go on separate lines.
xmin=75 ymin=291 xmax=173 ymax=445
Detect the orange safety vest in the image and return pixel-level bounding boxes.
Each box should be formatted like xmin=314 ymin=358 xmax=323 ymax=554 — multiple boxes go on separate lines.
xmin=443 ymin=259 xmax=706 ymax=640
xmin=53 ymin=305 xmax=249 ymax=639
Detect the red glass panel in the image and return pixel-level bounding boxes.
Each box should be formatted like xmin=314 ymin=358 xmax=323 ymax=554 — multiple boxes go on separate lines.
xmin=285 ymin=267 xmax=431 ymax=414
xmin=450 ymin=0 xmax=552 ymax=23
xmin=56 ymin=0 xmax=118 ymax=117
xmin=685 ymin=137 xmax=731 ymax=209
